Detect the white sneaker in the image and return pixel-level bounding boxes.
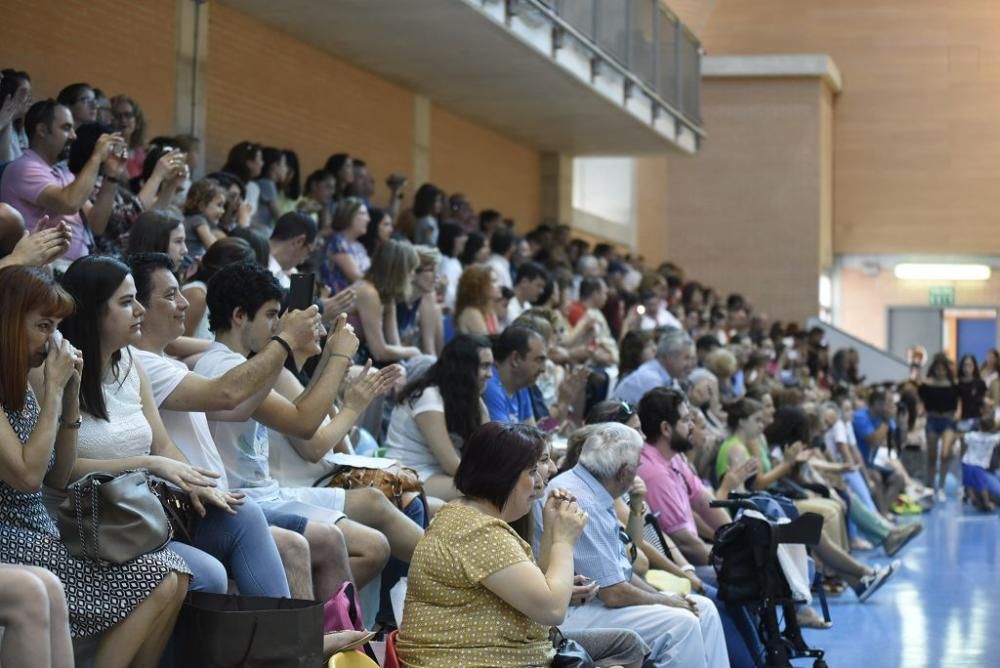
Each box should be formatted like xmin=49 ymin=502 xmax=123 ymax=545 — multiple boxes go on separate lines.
xmin=935 ymin=490 xmax=947 ymax=504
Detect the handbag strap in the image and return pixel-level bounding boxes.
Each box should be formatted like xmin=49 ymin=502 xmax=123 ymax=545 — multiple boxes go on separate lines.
xmin=312 ymin=465 xmax=350 ymax=488
xmin=74 ymin=477 xmax=105 ymax=565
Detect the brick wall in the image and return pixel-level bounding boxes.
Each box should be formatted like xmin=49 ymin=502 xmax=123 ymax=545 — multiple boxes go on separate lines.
xmin=430 ymin=104 xmax=542 ymax=232
xmin=205 ymin=2 xmax=415 ymax=202
xmin=0 ymin=0 xmax=177 ymax=141
xmin=2 ymin=1 xmax=543 ymax=228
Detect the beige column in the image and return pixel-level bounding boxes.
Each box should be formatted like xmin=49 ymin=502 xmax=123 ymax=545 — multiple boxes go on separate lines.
xmin=540 ymin=152 xmax=573 ymax=226
xmin=664 ymin=54 xmax=841 ymax=323
xmin=174 ymin=0 xmax=209 ymax=173
xmin=412 ymin=95 xmax=432 ymax=187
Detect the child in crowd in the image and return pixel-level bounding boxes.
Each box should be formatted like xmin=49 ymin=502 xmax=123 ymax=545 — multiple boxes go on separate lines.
xmin=182 ymin=178 xmax=228 ymax=259
xmin=961 ymin=415 xmax=1000 ymax=511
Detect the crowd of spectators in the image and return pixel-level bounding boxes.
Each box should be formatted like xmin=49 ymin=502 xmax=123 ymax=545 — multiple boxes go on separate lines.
xmin=1 ymin=70 xmax=998 ymax=668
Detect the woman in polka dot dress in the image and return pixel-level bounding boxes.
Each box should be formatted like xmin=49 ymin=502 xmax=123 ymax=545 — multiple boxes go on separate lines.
xmin=0 ymin=266 xmax=190 ymax=667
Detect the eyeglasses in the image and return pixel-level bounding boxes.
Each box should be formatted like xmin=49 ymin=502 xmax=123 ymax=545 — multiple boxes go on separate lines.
xmin=616 ymin=401 xmax=635 ymax=420
xmin=112 ymin=110 xmax=135 ymax=121
xmin=76 ymin=96 xmax=97 ymax=107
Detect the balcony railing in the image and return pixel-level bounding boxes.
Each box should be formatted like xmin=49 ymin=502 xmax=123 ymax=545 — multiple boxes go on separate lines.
xmin=545 ymin=0 xmax=703 ymax=128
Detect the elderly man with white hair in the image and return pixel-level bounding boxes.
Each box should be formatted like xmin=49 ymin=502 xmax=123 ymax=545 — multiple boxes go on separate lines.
xmin=612 ymin=328 xmax=696 ymax=407
xmin=537 ymin=423 xmax=730 ymax=668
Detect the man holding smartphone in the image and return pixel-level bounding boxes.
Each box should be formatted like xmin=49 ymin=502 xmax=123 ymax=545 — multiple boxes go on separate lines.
xmin=0 ymin=98 xmax=125 ymax=267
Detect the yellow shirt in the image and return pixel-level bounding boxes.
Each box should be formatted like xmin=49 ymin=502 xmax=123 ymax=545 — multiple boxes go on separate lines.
xmin=397 ymin=503 xmax=555 ymax=668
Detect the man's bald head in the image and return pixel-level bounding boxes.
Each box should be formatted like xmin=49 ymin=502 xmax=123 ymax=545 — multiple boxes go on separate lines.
xmin=0 ymin=204 xmax=26 ymax=258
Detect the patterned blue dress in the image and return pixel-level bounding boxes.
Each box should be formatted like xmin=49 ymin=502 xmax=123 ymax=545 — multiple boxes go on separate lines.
xmin=0 ymin=389 xmax=191 ymax=638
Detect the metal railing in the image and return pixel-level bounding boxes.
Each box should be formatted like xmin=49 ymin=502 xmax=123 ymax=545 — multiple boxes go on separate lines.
xmin=547 ymin=0 xmax=703 ymax=127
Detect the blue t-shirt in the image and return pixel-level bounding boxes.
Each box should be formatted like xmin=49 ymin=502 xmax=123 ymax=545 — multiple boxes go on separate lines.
xmin=852 ymin=407 xmax=895 ymax=464
xmin=483 ymin=366 xmax=534 ymax=423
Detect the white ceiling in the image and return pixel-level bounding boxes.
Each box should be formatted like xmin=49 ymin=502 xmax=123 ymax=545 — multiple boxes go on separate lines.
xmin=220 ymin=0 xmax=689 ymax=154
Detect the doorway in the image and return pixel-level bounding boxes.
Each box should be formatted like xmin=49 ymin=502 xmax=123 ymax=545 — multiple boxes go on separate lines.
xmin=888 ymin=306 xmax=998 ymax=362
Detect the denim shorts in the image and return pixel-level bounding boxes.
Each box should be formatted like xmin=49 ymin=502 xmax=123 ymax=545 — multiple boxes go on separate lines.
xmin=926 ymin=414 xmax=957 ymax=433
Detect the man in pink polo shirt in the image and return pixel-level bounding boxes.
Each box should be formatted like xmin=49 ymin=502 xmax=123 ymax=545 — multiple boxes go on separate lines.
xmin=636 ymin=387 xmax=757 ymax=567
xmin=0 ymin=99 xmax=124 ymax=265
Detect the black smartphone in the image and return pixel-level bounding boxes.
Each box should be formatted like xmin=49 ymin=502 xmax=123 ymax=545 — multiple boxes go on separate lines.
xmin=287 ymin=272 xmax=316 ymax=312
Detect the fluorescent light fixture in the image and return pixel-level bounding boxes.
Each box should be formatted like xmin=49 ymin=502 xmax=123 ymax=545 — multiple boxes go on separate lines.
xmin=893 ymin=263 xmax=991 ymax=281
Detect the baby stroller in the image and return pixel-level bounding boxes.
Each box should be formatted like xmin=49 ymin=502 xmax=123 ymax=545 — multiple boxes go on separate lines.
xmin=709 ymin=497 xmax=827 ymax=668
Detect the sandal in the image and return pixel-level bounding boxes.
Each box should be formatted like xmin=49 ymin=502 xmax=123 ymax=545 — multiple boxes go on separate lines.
xmin=822 ymin=576 xmax=847 ymax=595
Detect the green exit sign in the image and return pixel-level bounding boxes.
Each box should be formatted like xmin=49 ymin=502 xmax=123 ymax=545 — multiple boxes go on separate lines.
xmin=929 ymin=286 xmax=955 ymax=306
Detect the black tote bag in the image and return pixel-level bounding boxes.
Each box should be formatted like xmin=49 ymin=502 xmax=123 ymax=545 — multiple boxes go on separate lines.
xmin=175 ymin=592 xmax=324 ymax=668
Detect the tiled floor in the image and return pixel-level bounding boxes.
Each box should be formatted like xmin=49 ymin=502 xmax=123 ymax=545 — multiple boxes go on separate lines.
xmin=801 ymin=499 xmax=999 ymax=668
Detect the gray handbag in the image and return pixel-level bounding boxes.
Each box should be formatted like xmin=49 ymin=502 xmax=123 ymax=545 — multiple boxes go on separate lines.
xmin=57 ymin=469 xmax=172 ymax=564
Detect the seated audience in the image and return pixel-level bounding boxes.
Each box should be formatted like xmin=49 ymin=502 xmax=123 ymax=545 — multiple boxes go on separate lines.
xmin=181 ymin=237 xmax=257 ymax=338
xmin=486 ymin=224 xmax=516 ymax=288
xmin=411 ymin=183 xmax=444 ymax=246
xmin=385 ymin=335 xmax=492 ymax=499
xmin=961 ymin=415 xmax=1000 ymax=510
xmin=56 ymin=83 xmax=96 ymax=129
xmin=254 ymin=147 xmax=288 ymax=228
xmin=57 ymin=255 xmax=294 ymax=598
xmin=182 ymin=178 xmax=228 ymax=259
xmin=0 ymin=564 xmax=73 ymax=667
xmin=221 ymin=141 xmax=264 ymax=216
xmin=612 ymin=329 xmax=694 ymax=406
xmin=507 ymin=261 xmax=549 ymax=323
xmin=458 ymin=229 xmax=489 ymax=266
xmin=358 ymin=206 xmax=393 ymax=257
xmin=267 ymin=211 xmax=317 ymax=289
xmin=455 ymin=264 xmax=500 ymax=336
xmin=109 ymin=94 xmax=147 ymax=179
xmin=540 ymin=422 xmax=730 ymax=668
xmin=126 ymin=209 xmax=188 ymax=271
xmin=322 ymin=197 xmax=370 ymax=294
xmin=483 ymin=326 xmax=548 ymax=425
xmin=399 ymin=422 xmax=648 ymax=668
xmin=0 ymin=265 xmax=188 ymax=666
xmin=353 ymin=238 xmax=424 ymax=365
xmin=436 ymin=221 xmax=467 ymax=311
xmin=637 ymin=388 xmax=754 ymax=568
xmin=398 ymin=245 xmax=444 ymax=355
xmin=127 ymin=252 xmax=354 ymax=601
xmin=1 ymin=100 xmax=126 ymax=265
xmin=0 ymin=69 xmax=31 ymax=163
xmin=193 ymin=261 xmax=421 ymax=589
xmin=0 ymin=204 xmax=71 ymax=270
xmin=717 ymin=397 xmax=903 ymax=600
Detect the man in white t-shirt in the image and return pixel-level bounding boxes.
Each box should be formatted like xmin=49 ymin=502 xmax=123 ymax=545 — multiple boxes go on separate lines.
xmin=128 ymin=252 xmax=356 ymax=598
xmin=191 ymin=260 xmax=421 ymax=589
xmin=505 ymin=261 xmax=548 ymax=325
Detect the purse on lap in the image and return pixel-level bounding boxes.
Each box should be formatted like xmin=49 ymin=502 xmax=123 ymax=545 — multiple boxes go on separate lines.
xmin=56 ymin=469 xmax=172 ymax=565
xmin=313 ymin=454 xmax=425 ymax=510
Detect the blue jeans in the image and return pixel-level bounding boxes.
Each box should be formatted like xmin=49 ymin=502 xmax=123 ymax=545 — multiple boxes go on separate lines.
xmin=702 ymin=583 xmax=761 ymax=668
xmin=174 ymin=497 xmax=290 ymax=597
xmin=986 ymin=471 xmax=1000 ymax=500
